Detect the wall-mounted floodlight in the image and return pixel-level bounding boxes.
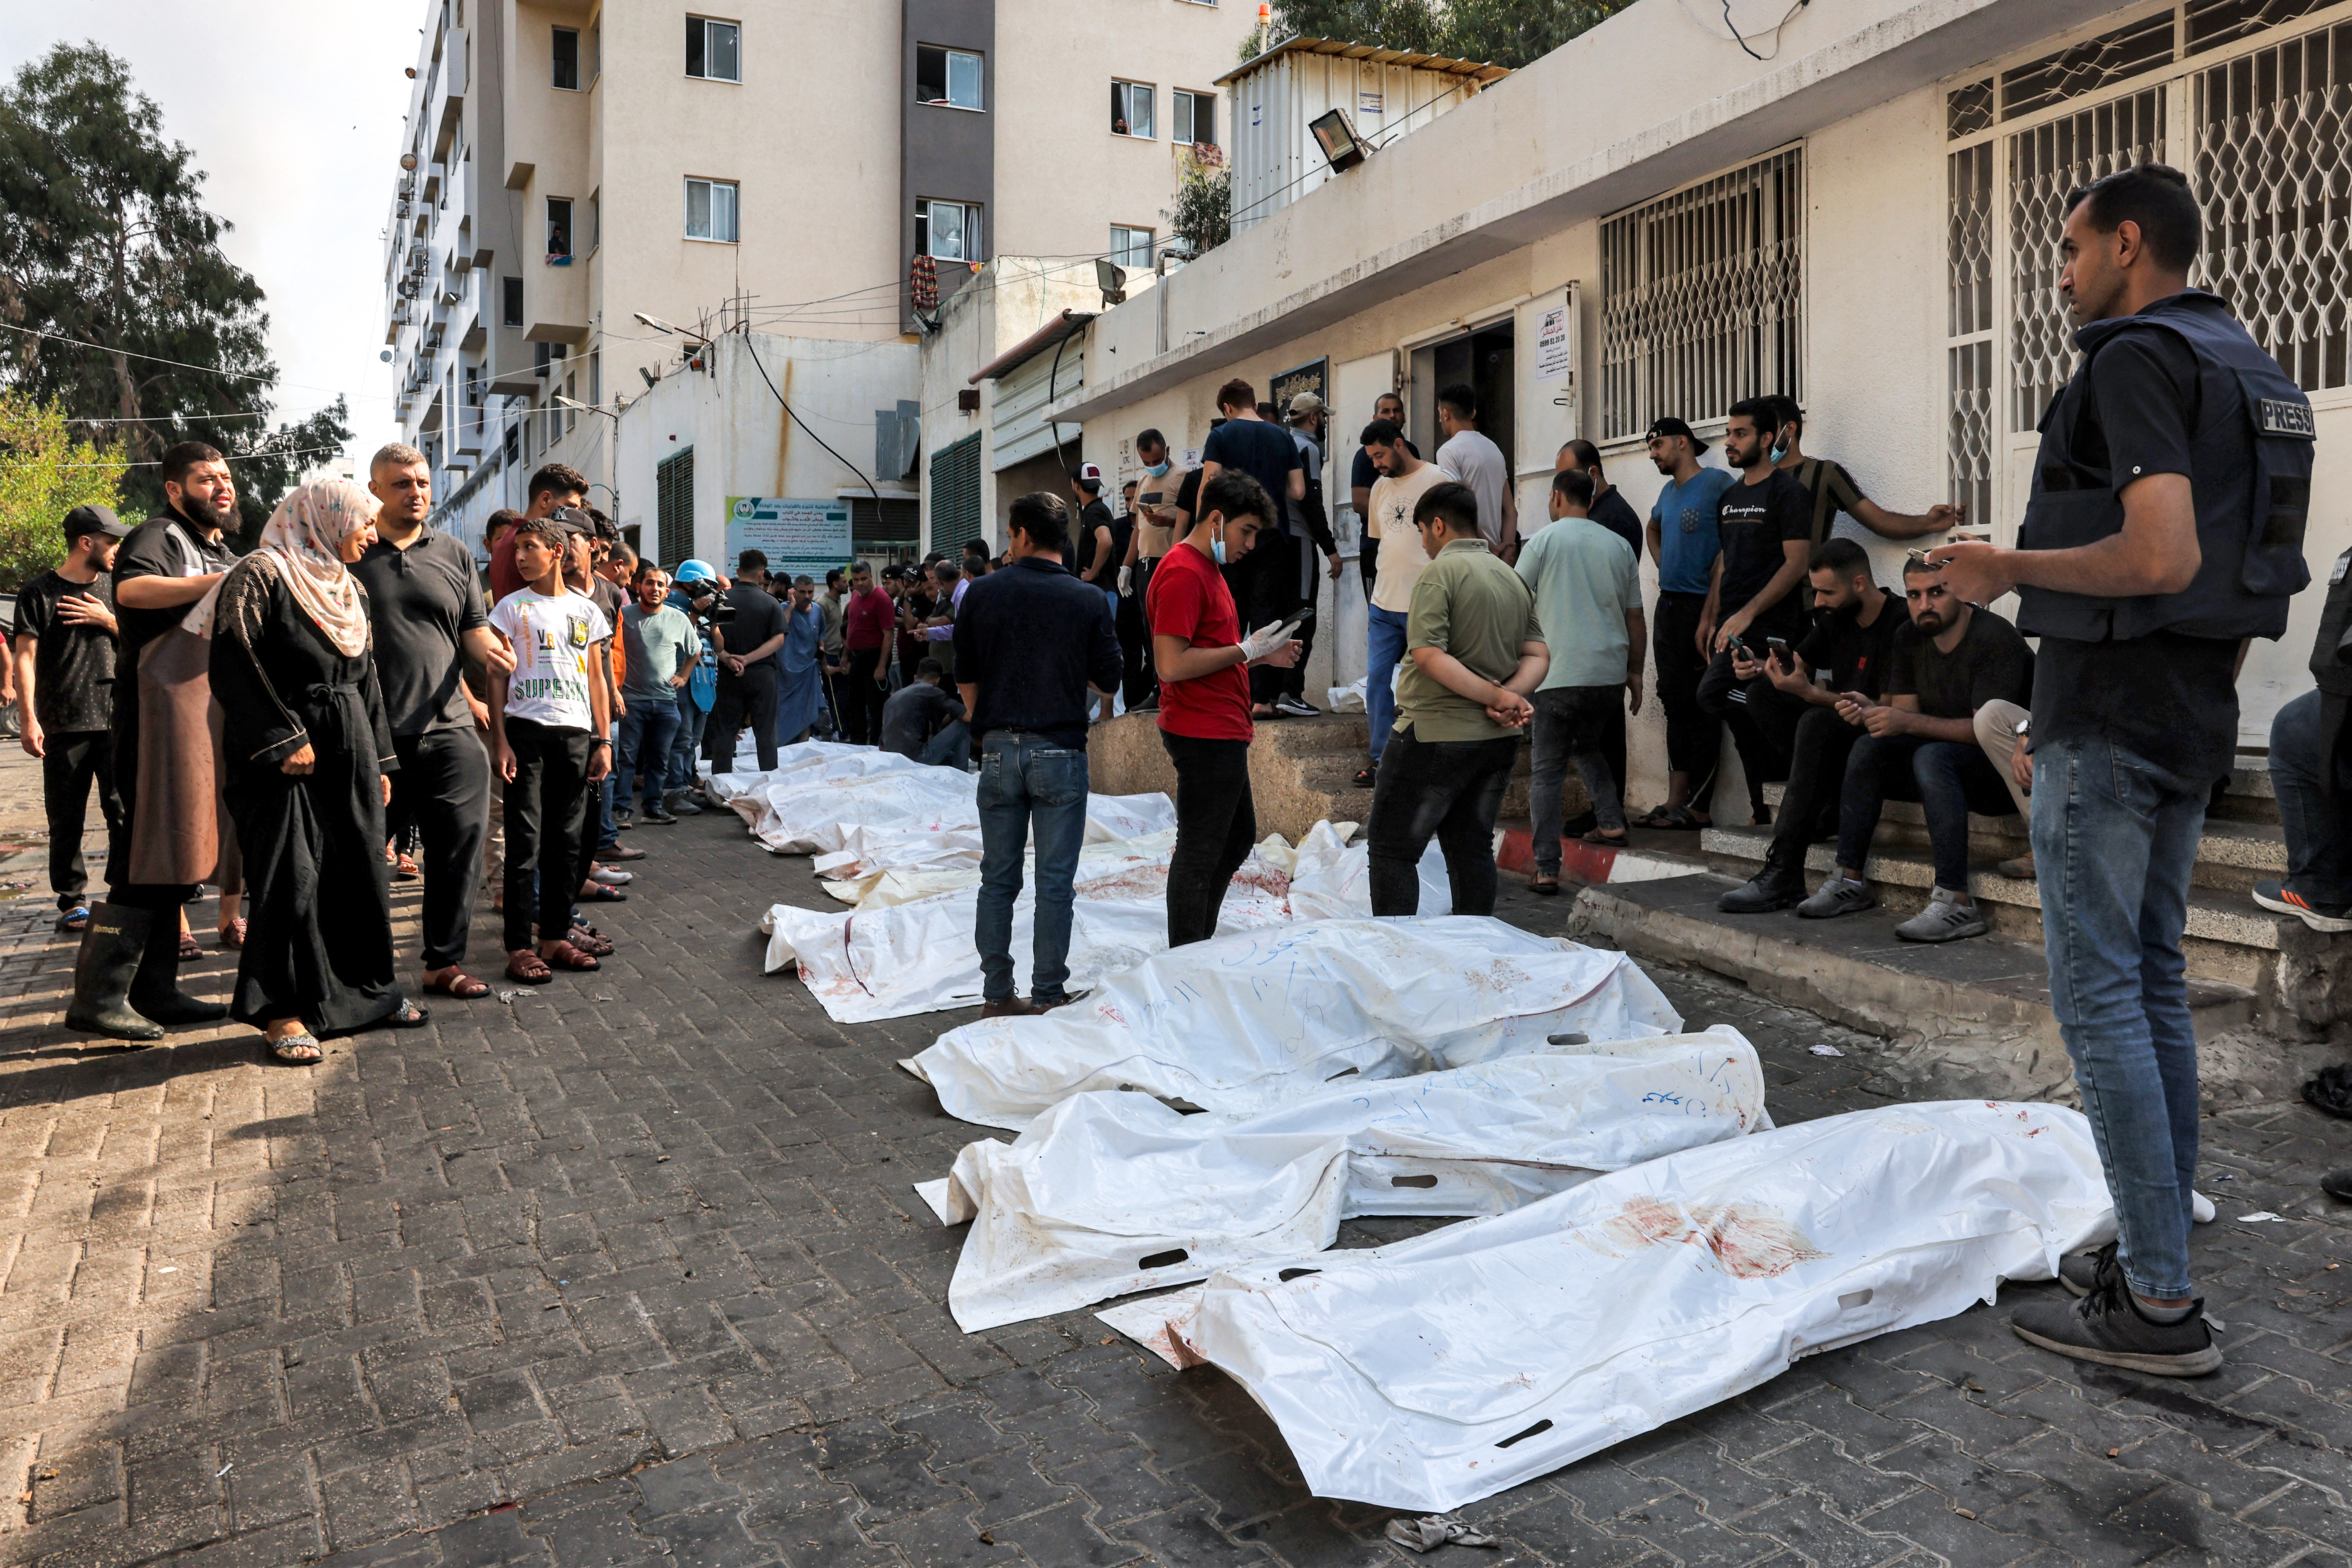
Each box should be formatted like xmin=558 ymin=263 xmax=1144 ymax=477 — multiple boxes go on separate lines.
xmin=1310 ymin=108 xmax=1369 ymax=174
xmin=1095 ymin=258 xmax=1128 ymax=308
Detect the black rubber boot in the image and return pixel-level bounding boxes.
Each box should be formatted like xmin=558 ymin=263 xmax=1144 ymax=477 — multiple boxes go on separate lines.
xmin=128 ymin=914 xmax=229 ymax=1029
xmin=1719 ymin=841 xmax=1807 ymax=914
xmin=64 ymin=903 xmax=165 ymax=1042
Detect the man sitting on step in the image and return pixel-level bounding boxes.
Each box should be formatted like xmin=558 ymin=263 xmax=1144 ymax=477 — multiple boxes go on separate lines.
xmin=1718 ymin=539 xmax=1902 ymax=913
xmin=1793 ymin=556 xmax=2034 ymax=942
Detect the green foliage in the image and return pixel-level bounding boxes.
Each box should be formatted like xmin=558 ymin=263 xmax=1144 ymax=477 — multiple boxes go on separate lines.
xmin=1269 ymin=0 xmax=1632 ymax=67
xmin=0 ymin=42 xmax=351 ymax=543
xmin=0 ymin=391 xmax=126 ymax=591
xmin=1165 ymin=148 xmax=1233 ymax=260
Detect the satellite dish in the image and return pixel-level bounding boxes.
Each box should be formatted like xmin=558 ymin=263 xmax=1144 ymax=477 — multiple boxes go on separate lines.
xmin=380 ymin=349 xmax=394 ymax=362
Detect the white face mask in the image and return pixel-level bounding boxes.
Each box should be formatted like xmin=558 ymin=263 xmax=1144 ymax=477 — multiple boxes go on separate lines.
xmin=1210 ymin=519 xmax=1228 ymax=566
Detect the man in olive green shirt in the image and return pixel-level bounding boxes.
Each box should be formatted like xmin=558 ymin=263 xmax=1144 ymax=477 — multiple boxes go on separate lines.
xmin=1368 ymin=480 xmax=1548 ymax=916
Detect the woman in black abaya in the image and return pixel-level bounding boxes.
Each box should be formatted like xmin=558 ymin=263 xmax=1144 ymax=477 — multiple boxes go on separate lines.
xmin=205 ymin=477 xmax=426 ymax=1061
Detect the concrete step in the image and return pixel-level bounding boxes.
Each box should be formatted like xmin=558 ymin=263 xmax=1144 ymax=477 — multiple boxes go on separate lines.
xmin=1701 ymin=822 xmax=2280 ymax=987
xmin=1565 ymin=873 xmax=2325 ymax=1107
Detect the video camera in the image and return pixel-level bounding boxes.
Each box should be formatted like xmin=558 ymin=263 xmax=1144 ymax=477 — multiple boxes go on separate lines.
xmin=681 ymin=578 xmax=735 ymax=625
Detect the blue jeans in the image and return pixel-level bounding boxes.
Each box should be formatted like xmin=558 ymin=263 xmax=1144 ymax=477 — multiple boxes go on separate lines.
xmin=975 ymin=733 xmax=1089 ymax=1005
xmin=2032 ymin=737 xmax=2208 ymax=1300
xmin=666 ymin=702 xmax=708 ymax=793
xmin=2269 ymin=690 xmax=2352 ymax=906
xmin=919 ymin=719 xmax=972 ymax=770
xmin=617 ymin=701 xmax=681 ymax=814
xmin=1366 ymin=605 xmax=1410 ymax=763
xmin=1837 ymin=732 xmax=2018 ymax=891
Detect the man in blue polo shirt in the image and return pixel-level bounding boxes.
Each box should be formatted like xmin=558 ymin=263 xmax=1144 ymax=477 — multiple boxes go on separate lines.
xmin=1635 ymin=417 xmax=1737 ymax=830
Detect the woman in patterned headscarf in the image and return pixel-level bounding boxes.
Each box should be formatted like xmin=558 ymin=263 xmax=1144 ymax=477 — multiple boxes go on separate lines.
xmin=207 ymin=477 xmax=426 ymax=1062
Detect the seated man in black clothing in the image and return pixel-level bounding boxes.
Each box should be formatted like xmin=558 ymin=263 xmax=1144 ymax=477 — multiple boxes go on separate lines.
xmin=1792 ymin=559 xmax=2034 ymax=943
xmin=1719 ymin=539 xmax=1902 ymax=912
xmin=1694 ymin=396 xmax=1812 ymax=824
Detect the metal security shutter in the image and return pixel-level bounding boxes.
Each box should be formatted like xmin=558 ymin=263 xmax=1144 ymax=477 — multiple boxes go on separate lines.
xmin=931 ymin=433 xmax=981 ymax=537
xmin=851 ymin=497 xmax=920 ymax=559
xmin=656 ymin=447 xmax=694 ymax=566
xmin=991 ymin=346 xmax=1083 ymax=472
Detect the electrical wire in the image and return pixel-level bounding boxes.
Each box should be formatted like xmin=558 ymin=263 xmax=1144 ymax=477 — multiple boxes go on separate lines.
xmin=0 ymin=442 xmax=348 ymax=471
xmin=1679 ymin=0 xmax=1808 ymax=63
xmin=0 ymin=321 xmax=389 ymax=403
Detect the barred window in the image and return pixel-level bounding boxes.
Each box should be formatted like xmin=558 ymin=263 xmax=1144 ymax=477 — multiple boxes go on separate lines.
xmin=1599 ymin=147 xmax=1804 ymax=441
xmin=657 ymin=447 xmax=695 ymax=567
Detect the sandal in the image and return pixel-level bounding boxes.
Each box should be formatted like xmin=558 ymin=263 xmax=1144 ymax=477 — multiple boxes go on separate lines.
xmin=1582 ymin=828 xmax=1630 ymax=846
xmin=540 ymin=940 xmax=599 ymax=971
xmin=1352 ymin=766 xmax=1377 ymax=789
xmin=218 ymin=917 xmax=246 ymax=948
xmin=424 ymin=969 xmax=491 ymax=1000
xmin=506 ymin=949 xmax=554 ymax=985
xmin=385 ymin=999 xmax=431 ymax=1029
xmin=1630 ymin=805 xmax=1706 ymax=831
xmin=268 ymin=1033 xmax=323 ymax=1064
xmin=177 ymin=931 xmax=203 ymax=961
xmin=57 ymin=907 xmax=90 ymax=933
xmin=566 ymin=927 xmax=614 ymax=957
xmin=1528 ymin=875 xmax=1561 ymax=897
xmin=577 ymin=884 xmax=628 ymax=902
xmin=395 ymin=853 xmax=421 ymax=879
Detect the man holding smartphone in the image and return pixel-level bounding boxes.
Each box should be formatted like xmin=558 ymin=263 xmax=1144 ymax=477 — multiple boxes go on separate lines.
xmin=1717 ymin=539 xmax=1901 ymax=912
xmin=1695 ymin=398 xmax=1813 ymax=825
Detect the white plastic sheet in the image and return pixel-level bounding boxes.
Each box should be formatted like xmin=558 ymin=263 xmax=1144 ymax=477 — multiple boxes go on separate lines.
xmin=925 ymin=1028 xmax=1766 ymax=1331
xmin=815 ymin=793 xmax=1180 ymax=907
xmin=906 ymin=916 xmax=1681 ymax=1131
xmin=1100 ymin=1100 xmax=2114 ymax=1513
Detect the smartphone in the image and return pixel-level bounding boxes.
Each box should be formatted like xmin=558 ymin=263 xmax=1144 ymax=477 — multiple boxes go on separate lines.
xmin=1727 ymin=635 xmax=1751 ymax=657
xmin=1764 ymin=637 xmax=1790 ymax=655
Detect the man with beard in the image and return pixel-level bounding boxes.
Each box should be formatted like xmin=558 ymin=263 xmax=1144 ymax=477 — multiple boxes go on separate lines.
xmin=1715 ymin=538 xmax=1903 ymax=913
xmin=65 ymin=442 xmax=240 ymax=1039
xmin=1789 ymin=556 xmax=2033 ymax=941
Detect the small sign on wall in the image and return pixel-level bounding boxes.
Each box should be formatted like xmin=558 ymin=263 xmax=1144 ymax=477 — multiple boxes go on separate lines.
xmin=727 ymin=497 xmax=852 ymax=579
xmin=1535 ymin=296 xmax=1573 ymax=382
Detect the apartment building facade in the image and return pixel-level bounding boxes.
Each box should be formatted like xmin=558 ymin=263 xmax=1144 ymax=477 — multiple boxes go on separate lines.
xmin=382 ymin=0 xmax=1257 ymax=563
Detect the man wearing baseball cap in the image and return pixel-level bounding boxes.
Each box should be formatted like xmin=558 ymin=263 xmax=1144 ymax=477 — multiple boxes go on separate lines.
xmin=1068 ymin=464 xmax=1117 ymax=597
xmin=1633 ymin=416 xmax=1737 ymax=829
xmin=13 ymin=504 xmax=130 ymax=933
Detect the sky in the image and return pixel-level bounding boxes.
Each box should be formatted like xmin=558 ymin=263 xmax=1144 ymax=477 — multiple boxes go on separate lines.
xmin=0 ymin=1 xmax=420 ymax=463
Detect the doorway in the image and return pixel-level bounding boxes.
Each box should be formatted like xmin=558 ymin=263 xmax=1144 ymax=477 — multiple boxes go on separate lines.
xmin=1410 ymin=323 xmax=1515 ymax=472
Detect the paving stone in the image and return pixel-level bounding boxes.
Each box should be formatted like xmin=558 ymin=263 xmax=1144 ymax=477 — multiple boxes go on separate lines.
xmin=2 ymin=806 xmax=2345 ymax=1568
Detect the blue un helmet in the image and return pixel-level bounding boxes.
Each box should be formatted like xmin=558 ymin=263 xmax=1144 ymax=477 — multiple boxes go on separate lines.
xmin=673 ymin=558 xmax=717 ymax=584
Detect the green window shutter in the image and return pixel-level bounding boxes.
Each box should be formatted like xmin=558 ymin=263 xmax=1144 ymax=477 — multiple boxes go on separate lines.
xmin=931 ymin=433 xmax=981 ymax=539
xmin=656 ymin=447 xmax=695 ymax=566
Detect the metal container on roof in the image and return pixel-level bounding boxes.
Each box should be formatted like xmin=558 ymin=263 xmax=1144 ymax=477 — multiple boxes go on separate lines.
xmin=1217 ymin=36 xmax=1510 ymax=238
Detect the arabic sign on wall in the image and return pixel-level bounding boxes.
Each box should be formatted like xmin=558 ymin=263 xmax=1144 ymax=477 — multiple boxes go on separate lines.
xmin=726 ymin=497 xmax=853 ymax=580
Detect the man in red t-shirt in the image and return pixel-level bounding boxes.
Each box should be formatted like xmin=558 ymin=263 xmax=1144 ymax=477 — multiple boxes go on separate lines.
xmin=1147 ymin=470 xmax=1302 ymax=946
xmin=839 ymin=561 xmax=897 ymax=744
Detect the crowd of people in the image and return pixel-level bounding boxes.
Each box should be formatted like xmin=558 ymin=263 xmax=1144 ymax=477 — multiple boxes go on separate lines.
xmin=13 ymin=162 xmax=2345 ymax=1378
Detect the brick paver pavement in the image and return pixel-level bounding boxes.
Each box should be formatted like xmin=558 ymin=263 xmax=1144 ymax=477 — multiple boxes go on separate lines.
xmin=0 ymin=787 xmax=2347 ymax=1568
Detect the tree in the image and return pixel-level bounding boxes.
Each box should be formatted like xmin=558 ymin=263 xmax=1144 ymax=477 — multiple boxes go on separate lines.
xmin=0 ymin=43 xmax=350 ymax=541
xmin=1270 ymin=0 xmax=1631 ymax=67
xmin=0 ymin=391 xmax=127 ymax=590
xmin=1166 ymin=147 xmax=1233 ymax=260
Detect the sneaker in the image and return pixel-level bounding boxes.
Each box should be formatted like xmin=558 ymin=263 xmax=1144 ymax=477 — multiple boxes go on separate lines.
xmin=1132 ymin=694 xmax=1160 ymax=713
xmin=588 ymin=866 xmax=633 ymax=886
xmin=1996 ymin=853 xmax=2036 ymax=880
xmin=1796 ymin=874 xmax=1875 ymax=920
xmin=642 ymin=804 xmax=678 ymax=825
xmin=1274 ymin=693 xmax=1320 ymax=718
xmin=2011 ymin=1274 xmax=2223 ymax=1377
xmin=2323 ymin=1168 xmax=2352 ymax=1202
xmin=613 ymin=809 xmax=634 ymax=831
xmin=1719 ymin=849 xmax=1807 ymax=914
xmin=664 ymin=789 xmax=704 ymax=817
xmin=1895 ymin=890 xmax=1988 ymax=943
xmin=2058 ymin=1241 xmax=2120 ymax=1298
xmin=2252 ymin=880 xmax=2352 ymax=933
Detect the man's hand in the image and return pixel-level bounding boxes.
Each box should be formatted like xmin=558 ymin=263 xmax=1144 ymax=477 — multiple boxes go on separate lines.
xmin=669 ymin=671 xmax=689 ymax=688
xmin=281 ymin=743 xmax=317 ymax=776
xmin=482 ymin=639 xmax=516 ymax=679
xmin=1624 ymin=670 xmax=1644 ymax=718
xmin=1239 ymin=619 xmax=1299 ymax=663
xmin=587 ymin=744 xmax=611 ymax=783
xmin=2010 ymin=729 xmax=2033 ymax=794
xmin=494 ymin=742 xmax=515 ymax=782
xmin=1712 ymin=610 xmax=1752 ymax=655
xmin=1485 ymin=691 xmax=1535 ymax=729
xmin=57 ymin=593 xmax=116 ymax=635
xmin=381 ymin=775 xmax=394 ymax=807
xmin=1694 ymin=615 xmax=1715 ymax=658
xmin=1837 ymin=696 xmax=1906 ymax=737
xmin=1325 ymin=551 xmax=1343 ymax=581
xmin=19 ymin=717 xmax=44 ymax=759
xmin=1922 ymin=501 xmax=1966 ymax=533
xmin=721 ymin=653 xmax=746 ymax=677
xmin=1730 ymin=648 xmax=1760 ymax=682
xmin=1247 ymin=639 xmax=1304 ymax=670
xmin=1764 ymin=651 xmax=1810 ymax=695
xmin=1922 ymin=538 xmax=2013 ymax=605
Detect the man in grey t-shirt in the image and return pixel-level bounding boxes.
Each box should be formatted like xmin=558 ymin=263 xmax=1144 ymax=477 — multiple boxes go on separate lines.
xmin=1434 ymin=382 xmax=1518 ymax=559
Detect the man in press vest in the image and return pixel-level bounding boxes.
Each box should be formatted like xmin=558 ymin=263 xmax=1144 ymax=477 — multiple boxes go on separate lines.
xmin=1932 ymin=163 xmax=2316 ymax=1377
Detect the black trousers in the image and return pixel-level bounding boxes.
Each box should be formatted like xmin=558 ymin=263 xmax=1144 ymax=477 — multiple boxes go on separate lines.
xmin=1367 ymin=727 xmax=1519 ymax=916
xmin=1162 ymin=731 xmax=1256 ymax=947
xmin=502 ymin=717 xmax=594 ymax=952
xmin=42 ymin=730 xmax=121 ymax=910
xmin=1768 ymin=705 xmax=1866 ymax=855
xmin=708 ymin=664 xmax=779 ymax=773
xmin=1223 ymin=532 xmax=1299 ymax=708
xmin=841 ymin=648 xmax=889 ymax=745
xmin=1119 ymin=557 xmax=1158 ymax=708
xmin=1695 ymin=604 xmax=1809 ymax=814
xmin=1651 ymin=591 xmax=1719 ymax=814
xmin=389 ymin=728 xmax=492 ymax=970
